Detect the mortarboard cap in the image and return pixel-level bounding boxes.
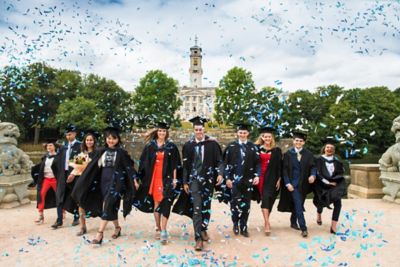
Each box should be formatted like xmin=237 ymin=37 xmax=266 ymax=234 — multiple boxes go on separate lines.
xmin=259 ymin=126 xmax=276 ymax=134
xmin=189 ymin=116 xmax=208 ymax=126
xmin=156 ymin=122 xmax=170 ymax=130
xmin=235 ymin=122 xmax=251 ymax=131
xmin=292 ymin=131 xmax=307 ymax=141
xmin=64 ymin=124 xmax=77 ymax=134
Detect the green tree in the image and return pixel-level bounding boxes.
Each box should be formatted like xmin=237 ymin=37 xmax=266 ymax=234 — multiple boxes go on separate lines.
xmin=132 ymin=70 xmax=182 ymax=127
xmin=0 ymin=66 xmax=25 ymax=131
xmin=214 ymin=67 xmax=257 ymax=125
xmin=20 ymin=62 xmax=60 ymax=143
xmin=324 ymin=87 xmax=400 ymax=155
xmin=53 ymin=96 xmax=107 ymax=132
xmin=394 ymin=87 xmax=400 ymax=98
xmin=251 ymin=86 xmax=287 ymax=134
xmin=81 ymin=74 xmax=134 ymax=129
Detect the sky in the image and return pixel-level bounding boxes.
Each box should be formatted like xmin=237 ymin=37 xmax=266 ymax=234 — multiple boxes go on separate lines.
xmin=1 ymin=0 xmax=400 ymax=92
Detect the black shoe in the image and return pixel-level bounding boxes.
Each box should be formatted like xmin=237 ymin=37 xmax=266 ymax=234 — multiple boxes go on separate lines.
xmin=301 ymin=230 xmax=308 ymax=238
xmin=330 ymin=227 xmax=336 ymax=234
xmin=200 ymin=231 xmax=209 ymax=241
xmin=71 ymin=218 xmax=80 ymax=226
xmin=91 ymin=231 xmax=103 ymax=245
xmin=194 ymin=240 xmax=203 ymax=251
xmin=317 ymin=220 xmax=322 ymax=225
xmin=233 ymin=225 xmax=239 ymax=235
xmin=240 ymin=230 xmax=249 ymax=237
xmin=76 ymin=227 xmax=87 ymax=236
xmin=290 ymin=224 xmax=301 ymax=231
xmin=51 ymin=221 xmax=63 ymax=229
xmin=112 ymin=226 xmax=121 ymax=239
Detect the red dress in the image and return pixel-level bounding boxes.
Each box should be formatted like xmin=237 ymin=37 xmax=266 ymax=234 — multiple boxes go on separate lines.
xmin=149 ymin=151 xmax=164 ymax=202
xmin=258 ymin=152 xmax=271 ymax=196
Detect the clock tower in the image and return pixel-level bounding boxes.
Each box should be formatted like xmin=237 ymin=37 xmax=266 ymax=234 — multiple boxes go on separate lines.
xmin=189 ymin=36 xmax=203 ymax=88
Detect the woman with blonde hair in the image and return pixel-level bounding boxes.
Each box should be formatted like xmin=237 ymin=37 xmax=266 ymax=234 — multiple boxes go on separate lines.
xmin=254 ymin=127 xmax=282 ymax=235
xmin=133 ymin=122 xmax=181 ymax=244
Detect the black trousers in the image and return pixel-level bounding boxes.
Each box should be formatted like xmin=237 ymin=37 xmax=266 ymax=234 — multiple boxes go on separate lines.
xmin=56 ymin=171 xmax=79 ymax=223
xmin=190 ymin=180 xmax=212 ymax=241
xmin=317 ymin=199 xmax=342 ymax=221
xmin=230 ymin=186 xmax=250 ymax=231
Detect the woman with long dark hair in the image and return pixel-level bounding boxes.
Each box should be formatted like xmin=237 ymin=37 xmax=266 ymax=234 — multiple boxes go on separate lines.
xmin=254 ymin=127 xmax=282 ymax=236
xmin=71 ymin=125 xmax=138 ymax=245
xmin=133 ymin=122 xmax=181 ymax=244
xmin=73 ymin=130 xmax=98 ymax=236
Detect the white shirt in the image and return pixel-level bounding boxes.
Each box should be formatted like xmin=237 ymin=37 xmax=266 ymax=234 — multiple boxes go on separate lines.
xmin=98 ymin=150 xmax=117 ymax=167
xmin=44 ymin=157 xmax=56 ymax=178
xmin=322 ymin=155 xmax=335 ymax=184
xmin=65 ymin=139 xmax=77 ymax=170
xmin=195 ymin=138 xmax=205 ymax=162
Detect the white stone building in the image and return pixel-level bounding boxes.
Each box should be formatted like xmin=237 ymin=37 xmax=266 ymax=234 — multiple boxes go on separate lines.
xmin=176 ymin=39 xmax=216 ymax=121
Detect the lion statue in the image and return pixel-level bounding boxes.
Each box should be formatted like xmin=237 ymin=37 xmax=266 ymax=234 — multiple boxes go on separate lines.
xmin=0 ymin=122 xmax=32 ymax=176
xmin=379 ymin=115 xmax=400 ymax=172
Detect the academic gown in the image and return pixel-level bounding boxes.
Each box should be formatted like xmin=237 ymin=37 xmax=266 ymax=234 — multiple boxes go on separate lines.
xmin=313 ymin=156 xmax=347 ymax=208
xmin=56 ymin=141 xmax=81 ymax=212
xmin=253 ymin=146 xmax=283 ymax=211
xmin=172 ymin=135 xmax=223 ymax=218
xmin=219 ymin=141 xmax=260 ymax=204
xmin=133 ymin=140 xmax=181 ymax=217
xmin=31 ymin=154 xmax=60 ymax=209
xmin=278 ymin=147 xmax=315 ymax=213
xmin=71 ymin=147 xmax=136 ymax=219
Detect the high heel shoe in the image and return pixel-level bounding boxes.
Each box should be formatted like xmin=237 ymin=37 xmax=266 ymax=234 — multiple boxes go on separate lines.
xmin=76 ymin=227 xmax=87 ymax=236
xmin=112 ymin=226 xmax=121 ymax=239
xmin=330 ymin=227 xmax=336 ymax=234
xmin=34 ymin=214 xmax=44 ymax=225
xmin=91 ymin=231 xmax=103 ymax=245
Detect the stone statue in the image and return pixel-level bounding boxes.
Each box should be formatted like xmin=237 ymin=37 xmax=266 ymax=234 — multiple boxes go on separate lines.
xmin=379 ymin=115 xmax=400 ymax=204
xmin=0 ymin=122 xmax=33 ymax=208
xmin=379 ymin=115 xmax=400 ymax=172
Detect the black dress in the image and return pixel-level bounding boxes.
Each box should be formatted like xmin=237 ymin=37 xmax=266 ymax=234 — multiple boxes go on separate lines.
xmin=133 ymin=140 xmax=181 ymax=218
xmin=255 ymin=146 xmax=282 ymax=211
xmin=31 ymin=153 xmax=60 ymax=209
xmin=71 ymin=147 xmax=136 ymax=221
xmin=313 ymin=156 xmax=346 ymax=209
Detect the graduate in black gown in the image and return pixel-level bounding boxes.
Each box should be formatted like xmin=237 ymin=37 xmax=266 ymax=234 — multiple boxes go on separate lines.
xmin=71 ymin=125 xmax=138 ymax=245
xmin=172 ymin=116 xmax=224 ymax=251
xmin=313 ymin=138 xmax=346 ymax=234
xmin=52 ymin=124 xmax=81 ymax=229
xmin=31 ymin=139 xmax=60 ymax=225
xmin=72 ymin=130 xmax=99 ymax=236
xmin=254 ymin=127 xmax=282 ymax=236
xmin=278 ymin=131 xmax=316 ymax=238
xmin=222 ymin=123 xmax=260 ymax=237
xmin=133 ymin=122 xmax=181 ymax=244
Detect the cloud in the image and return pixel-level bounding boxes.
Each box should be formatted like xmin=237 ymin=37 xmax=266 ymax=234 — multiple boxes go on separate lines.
xmin=0 ymin=0 xmax=399 ymax=92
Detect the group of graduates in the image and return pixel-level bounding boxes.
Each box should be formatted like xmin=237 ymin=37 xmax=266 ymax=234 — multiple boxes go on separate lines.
xmin=31 ymin=116 xmax=347 ymax=251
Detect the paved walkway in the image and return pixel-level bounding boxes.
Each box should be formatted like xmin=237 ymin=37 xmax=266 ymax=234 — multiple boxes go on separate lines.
xmin=0 ymin=199 xmax=399 ymax=266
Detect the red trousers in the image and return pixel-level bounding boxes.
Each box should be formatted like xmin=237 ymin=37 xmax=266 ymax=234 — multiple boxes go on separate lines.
xmin=38 ymin=177 xmax=57 ymax=212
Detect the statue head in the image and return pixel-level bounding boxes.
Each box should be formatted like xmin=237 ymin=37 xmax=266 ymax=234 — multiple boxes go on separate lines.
xmin=391 ymin=115 xmax=400 ymax=143
xmin=0 ymin=122 xmax=20 ymax=146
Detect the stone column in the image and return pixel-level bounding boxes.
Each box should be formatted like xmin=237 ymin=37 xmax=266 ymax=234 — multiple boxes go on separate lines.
xmin=348 ymin=164 xmax=384 ymax=199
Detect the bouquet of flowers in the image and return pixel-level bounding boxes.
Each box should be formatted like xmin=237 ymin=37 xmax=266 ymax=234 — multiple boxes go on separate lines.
xmin=69 ymin=152 xmax=91 ymax=176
